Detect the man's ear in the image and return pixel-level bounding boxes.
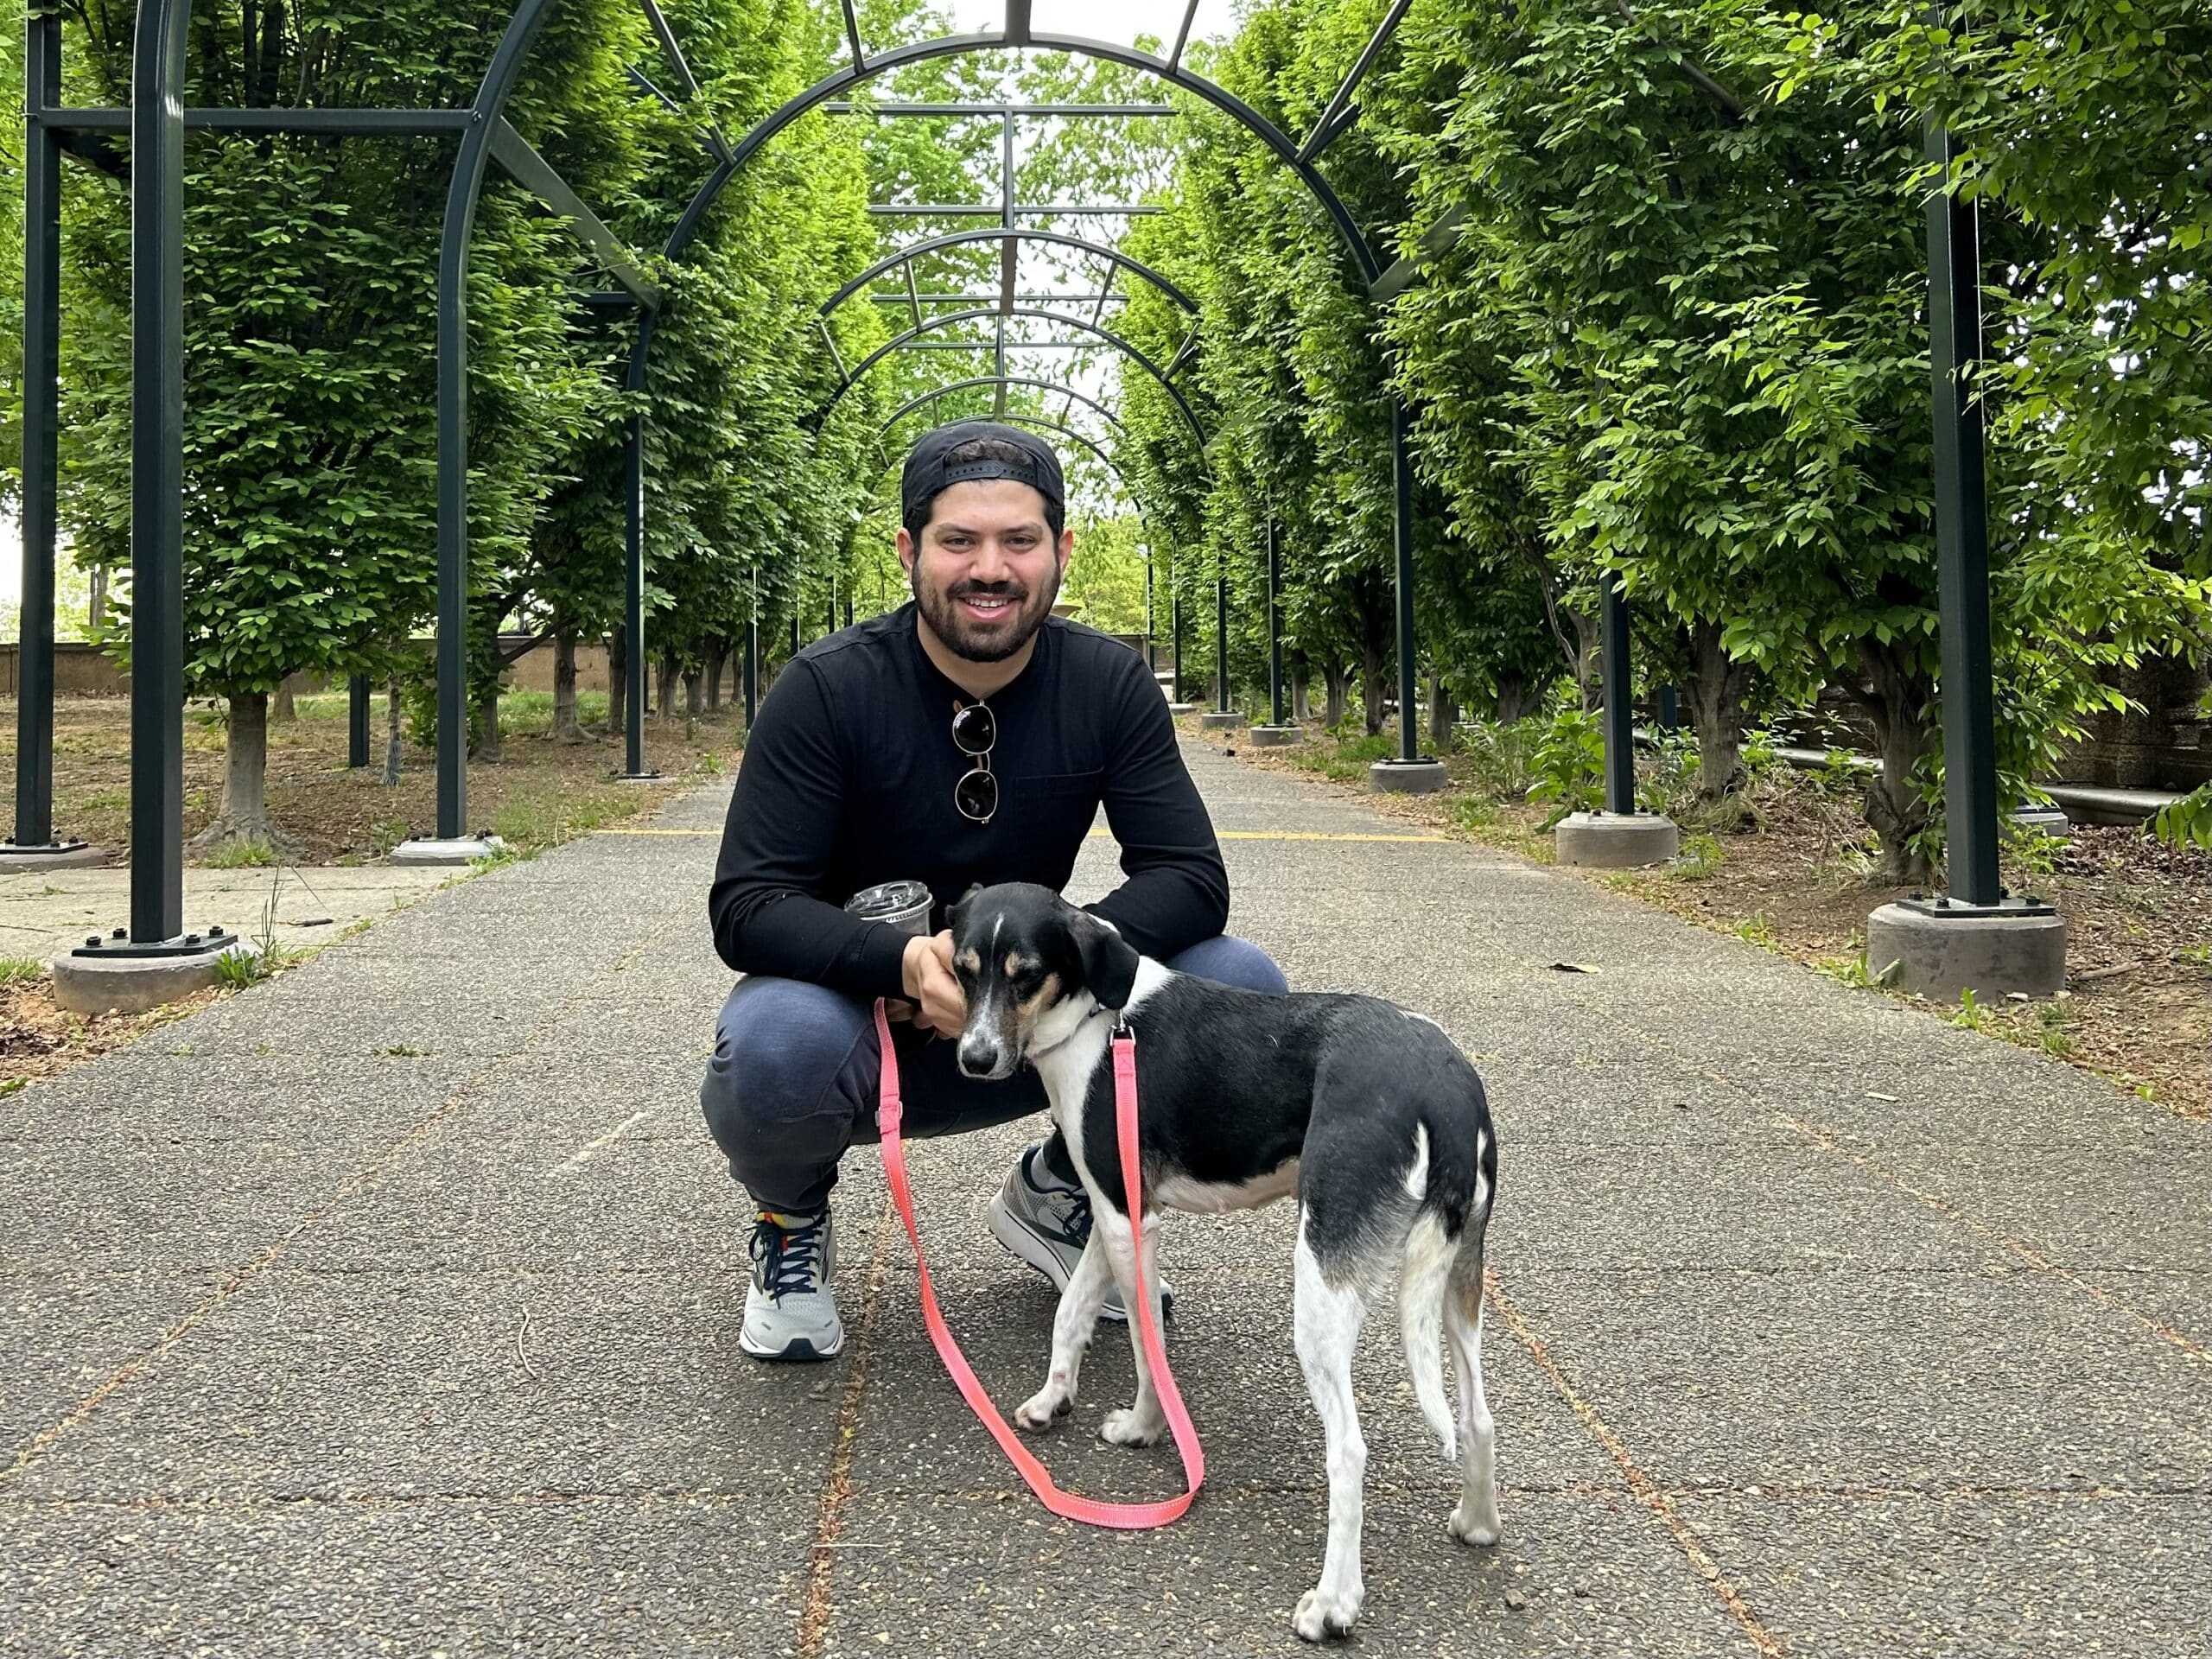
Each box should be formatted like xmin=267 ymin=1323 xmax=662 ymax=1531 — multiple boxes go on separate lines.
xmin=1074 ymin=910 xmax=1140 ymax=1010
xmin=896 ymin=524 xmax=918 ymax=577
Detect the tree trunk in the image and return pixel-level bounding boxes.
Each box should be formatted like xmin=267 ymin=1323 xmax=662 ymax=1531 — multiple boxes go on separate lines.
xmin=190 ymin=690 xmax=295 ymax=853
xmin=470 ymin=682 xmax=501 ymax=763
xmin=1683 ymin=617 xmax=1752 ymax=805
xmin=1494 ymin=671 xmax=1533 ymax=726
xmin=87 ymin=564 xmax=108 ymax=631
xmin=1569 ymin=608 xmax=1602 ymax=711
xmin=703 ymin=639 xmax=727 ymax=711
xmin=1321 ymin=660 xmax=1348 ymax=728
xmin=271 ymin=678 xmax=296 ymax=722
xmin=683 ymin=666 xmax=704 ymax=719
xmin=1852 ymin=639 xmax=1938 ymax=885
xmin=551 ymin=630 xmax=584 ymax=743
xmin=607 ymin=626 xmax=627 ymax=737
xmin=1427 ymin=676 xmax=1456 ymax=753
xmin=383 ymin=673 xmax=404 ymax=784
xmin=1289 ymin=658 xmax=1311 ymax=723
xmin=655 ymin=656 xmax=680 ymax=724
xmin=1357 ymin=635 xmax=1386 ymax=737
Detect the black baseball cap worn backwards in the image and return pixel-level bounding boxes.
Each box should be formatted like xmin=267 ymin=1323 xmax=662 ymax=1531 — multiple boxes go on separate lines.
xmin=901 ymin=421 xmax=1065 ymax=526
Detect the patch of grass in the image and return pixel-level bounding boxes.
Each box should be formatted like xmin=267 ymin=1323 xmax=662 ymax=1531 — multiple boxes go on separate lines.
xmin=1451 ymin=795 xmax=1501 ymax=832
xmin=1283 ymin=730 xmax=1399 ymax=784
xmin=0 ymin=956 xmax=48 ymax=987
xmin=381 ymin=1042 xmax=429 ymax=1058
xmin=200 ymin=838 xmax=280 ymax=869
xmin=1948 ymin=987 xmax=1998 ymax=1033
xmin=2032 ymin=999 xmax=2076 ymax=1057
xmin=1669 ymin=832 xmax=1726 ymax=881
xmin=1734 ymin=912 xmax=1779 ymax=948
xmin=1815 ymin=940 xmax=1898 ymax=991
xmin=2181 ymin=940 xmax=2211 ymax=969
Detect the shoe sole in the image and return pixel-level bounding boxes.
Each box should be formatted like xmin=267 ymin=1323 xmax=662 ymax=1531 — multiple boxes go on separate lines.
xmin=740 ymin=1325 xmax=844 ymax=1362
xmin=987 ymin=1195 xmax=1173 ymax=1323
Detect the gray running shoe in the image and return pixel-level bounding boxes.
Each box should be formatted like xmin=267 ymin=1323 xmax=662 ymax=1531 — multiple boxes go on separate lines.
xmin=741 ymin=1209 xmax=842 ymax=1361
xmin=987 ymin=1146 xmax=1173 ymax=1324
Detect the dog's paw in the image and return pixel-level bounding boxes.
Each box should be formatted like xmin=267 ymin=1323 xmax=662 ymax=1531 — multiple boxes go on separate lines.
xmin=1292 ymin=1586 xmax=1361 ymax=1642
xmin=1448 ymin=1502 xmax=1502 ymax=1548
xmin=1014 ymin=1389 xmax=1072 ymax=1433
xmin=1099 ymin=1406 xmax=1166 ymax=1446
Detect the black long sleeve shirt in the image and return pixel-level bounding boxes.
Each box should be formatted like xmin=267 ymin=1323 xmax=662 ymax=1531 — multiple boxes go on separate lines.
xmin=709 ymin=603 xmax=1229 ymax=998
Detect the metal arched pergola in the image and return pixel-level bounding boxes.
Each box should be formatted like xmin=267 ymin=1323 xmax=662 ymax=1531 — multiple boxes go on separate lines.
xmin=16 ymin=0 xmax=2029 ymax=971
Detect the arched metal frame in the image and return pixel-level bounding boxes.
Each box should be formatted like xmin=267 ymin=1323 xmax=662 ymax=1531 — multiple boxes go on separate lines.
xmin=881 ymin=375 xmax=1129 ymax=439
xmin=822 ymin=305 xmax=1210 ymax=451
xmin=819 ymin=226 xmax=1199 ymax=320
xmin=33 ymin=3 xmax=2024 ymax=949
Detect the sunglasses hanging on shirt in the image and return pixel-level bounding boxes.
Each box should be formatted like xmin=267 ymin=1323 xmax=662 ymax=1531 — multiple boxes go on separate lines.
xmin=951 ymin=699 xmax=998 ymax=824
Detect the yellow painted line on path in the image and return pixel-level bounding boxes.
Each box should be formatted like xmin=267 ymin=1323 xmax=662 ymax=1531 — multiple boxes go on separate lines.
xmin=594 ymin=827 xmax=1451 ymax=844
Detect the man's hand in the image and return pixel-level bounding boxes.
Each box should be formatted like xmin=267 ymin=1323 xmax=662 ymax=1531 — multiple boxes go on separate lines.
xmin=901 ymin=930 xmax=965 ymax=1039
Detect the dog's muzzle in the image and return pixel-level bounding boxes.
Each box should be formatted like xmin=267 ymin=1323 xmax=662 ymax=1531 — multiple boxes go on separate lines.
xmin=957 ymin=1033 xmax=1014 ymax=1081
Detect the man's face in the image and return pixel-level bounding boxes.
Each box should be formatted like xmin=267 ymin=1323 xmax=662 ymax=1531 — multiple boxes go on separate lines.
xmin=897 ymin=480 xmax=1074 ymax=664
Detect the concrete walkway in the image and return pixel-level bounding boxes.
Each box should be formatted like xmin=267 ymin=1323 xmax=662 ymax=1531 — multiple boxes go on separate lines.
xmin=3 ymin=740 xmax=2205 ymax=1657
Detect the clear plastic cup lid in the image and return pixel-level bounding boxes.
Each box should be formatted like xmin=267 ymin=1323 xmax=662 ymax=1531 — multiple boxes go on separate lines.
xmin=845 ymin=880 xmax=932 ymax=920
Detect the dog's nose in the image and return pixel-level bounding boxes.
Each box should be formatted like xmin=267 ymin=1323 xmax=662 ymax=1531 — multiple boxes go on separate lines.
xmin=957 ymin=1036 xmax=1003 ymax=1078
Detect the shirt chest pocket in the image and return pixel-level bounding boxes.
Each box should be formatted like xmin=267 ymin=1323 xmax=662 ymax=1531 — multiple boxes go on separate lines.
xmin=1011 ymin=768 xmax=1105 ymax=844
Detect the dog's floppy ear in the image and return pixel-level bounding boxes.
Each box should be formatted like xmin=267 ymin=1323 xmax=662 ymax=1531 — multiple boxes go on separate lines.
xmin=1072 ymin=909 xmax=1140 ymax=1010
xmin=948 ymin=882 xmax=985 ymax=933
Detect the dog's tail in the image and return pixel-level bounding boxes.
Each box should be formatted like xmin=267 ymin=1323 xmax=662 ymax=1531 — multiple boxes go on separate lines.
xmin=1399 ymin=1124 xmax=1459 ymax=1465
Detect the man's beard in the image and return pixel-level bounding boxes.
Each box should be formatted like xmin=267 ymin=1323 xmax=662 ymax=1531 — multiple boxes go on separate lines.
xmin=912 ymin=564 xmax=1060 ymax=664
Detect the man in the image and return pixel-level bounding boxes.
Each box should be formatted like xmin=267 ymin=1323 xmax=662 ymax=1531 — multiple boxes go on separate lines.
xmin=702 ymin=422 xmax=1287 ymax=1361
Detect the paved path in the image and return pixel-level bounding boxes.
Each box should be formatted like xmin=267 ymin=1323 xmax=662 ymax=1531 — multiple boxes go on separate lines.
xmin=0 ymin=861 xmax=454 ymax=961
xmin=3 ymin=740 xmax=2205 ymax=1657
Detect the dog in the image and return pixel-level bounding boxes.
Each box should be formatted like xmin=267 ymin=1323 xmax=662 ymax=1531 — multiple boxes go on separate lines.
xmin=947 ymin=882 xmax=1501 ymax=1642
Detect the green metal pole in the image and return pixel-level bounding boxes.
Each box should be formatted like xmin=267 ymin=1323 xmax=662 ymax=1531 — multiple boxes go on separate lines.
xmin=1214 ymin=557 xmax=1228 ymax=714
xmin=1601 ymin=572 xmax=1635 ymax=814
xmin=13 ymin=9 xmax=61 ymax=850
xmin=1267 ymin=518 xmax=1286 ymax=726
xmin=128 ymin=0 xmax=189 ymax=942
xmin=1390 ymin=396 xmax=1419 ymax=762
xmin=1924 ymin=106 xmax=2000 ymax=905
xmin=348 ymin=675 xmax=371 ymax=767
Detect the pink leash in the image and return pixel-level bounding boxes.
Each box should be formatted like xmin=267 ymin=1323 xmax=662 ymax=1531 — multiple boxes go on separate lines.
xmin=872 ymin=998 xmax=1205 ymax=1529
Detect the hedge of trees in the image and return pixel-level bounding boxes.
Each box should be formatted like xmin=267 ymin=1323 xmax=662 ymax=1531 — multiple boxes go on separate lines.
xmin=1115 ymin=0 xmax=2209 ymax=876
xmin=7 ymin=2 xmax=2203 ymax=868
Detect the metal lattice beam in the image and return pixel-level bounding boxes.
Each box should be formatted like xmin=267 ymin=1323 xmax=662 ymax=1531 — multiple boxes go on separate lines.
xmin=820 ymin=228 xmax=1198 ymax=317
xmin=1296 ymin=0 xmax=1415 ymax=162
xmin=488 ymin=119 xmax=662 ymax=307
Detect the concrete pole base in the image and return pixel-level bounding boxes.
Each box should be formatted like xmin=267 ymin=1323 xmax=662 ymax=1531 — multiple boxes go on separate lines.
xmin=1247 ymin=725 xmax=1300 ymax=747
xmin=1554 ymin=810 xmax=1681 ymax=868
xmin=1370 ymin=758 xmax=1449 ymax=795
xmin=1865 ymin=898 xmax=2068 ymax=1001
xmin=1167 ymin=702 xmax=1201 ymax=717
xmin=53 ymin=932 xmax=247 ymax=1016
xmin=613 ymin=772 xmax=664 ymax=785
xmin=1198 ymin=712 xmax=1246 ymax=730
xmin=0 ymin=840 xmax=108 ymax=873
xmin=389 ymin=834 xmax=507 ymax=868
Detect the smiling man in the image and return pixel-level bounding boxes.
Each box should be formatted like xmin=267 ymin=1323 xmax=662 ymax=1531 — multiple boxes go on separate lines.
xmin=702 ymin=422 xmax=1287 ymax=1361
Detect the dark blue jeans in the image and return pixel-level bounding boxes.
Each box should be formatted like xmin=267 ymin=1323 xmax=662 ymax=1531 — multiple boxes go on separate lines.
xmin=700 ymin=936 xmax=1287 ymax=1214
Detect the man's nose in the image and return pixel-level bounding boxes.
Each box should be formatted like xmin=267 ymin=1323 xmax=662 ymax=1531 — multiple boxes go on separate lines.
xmin=967 ymin=537 xmax=1014 ymax=584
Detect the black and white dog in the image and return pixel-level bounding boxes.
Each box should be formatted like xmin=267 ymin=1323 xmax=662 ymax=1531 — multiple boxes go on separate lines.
xmin=947 ymin=883 xmax=1501 ymax=1642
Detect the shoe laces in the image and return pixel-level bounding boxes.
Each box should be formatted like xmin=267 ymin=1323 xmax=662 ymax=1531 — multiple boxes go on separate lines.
xmin=750 ymin=1211 xmax=827 ymax=1302
xmin=1031 ymin=1155 xmax=1093 ymax=1244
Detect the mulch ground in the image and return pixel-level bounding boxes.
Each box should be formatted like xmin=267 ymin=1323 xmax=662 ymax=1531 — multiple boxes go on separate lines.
xmin=1208 ymin=721 xmax=2211 ymax=1120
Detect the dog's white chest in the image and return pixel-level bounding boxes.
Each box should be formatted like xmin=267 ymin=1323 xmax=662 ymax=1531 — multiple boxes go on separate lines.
xmin=1151 ymin=1160 xmax=1300 ymax=1215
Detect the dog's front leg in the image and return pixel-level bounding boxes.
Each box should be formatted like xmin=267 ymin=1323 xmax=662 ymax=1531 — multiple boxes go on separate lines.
xmin=1093 ymin=1204 xmax=1169 ymax=1447
xmin=1015 ymin=1232 xmax=1111 ymax=1432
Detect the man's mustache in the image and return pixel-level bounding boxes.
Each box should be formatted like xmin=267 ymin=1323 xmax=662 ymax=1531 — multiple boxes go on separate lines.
xmin=949 ymin=583 xmax=1027 ymax=601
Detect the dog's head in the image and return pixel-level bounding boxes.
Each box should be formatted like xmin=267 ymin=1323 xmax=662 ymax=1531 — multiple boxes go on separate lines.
xmin=946 ymin=882 xmax=1140 ymax=1081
